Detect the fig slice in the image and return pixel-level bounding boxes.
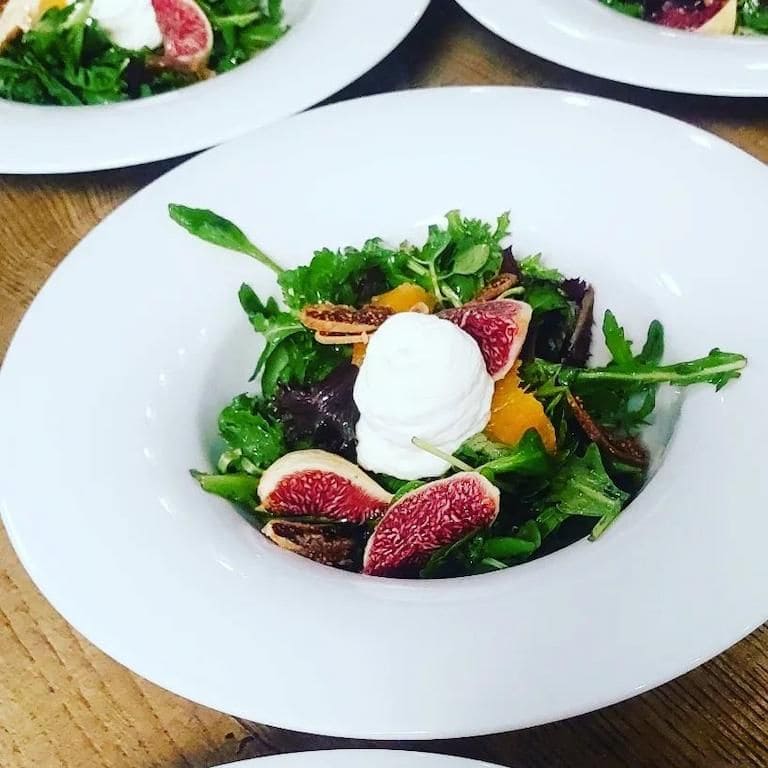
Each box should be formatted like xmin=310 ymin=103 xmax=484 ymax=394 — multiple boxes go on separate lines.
xmin=262 ymin=519 xmax=360 ymax=570
xmin=363 ymin=472 xmax=500 ymax=577
xmin=151 ymin=0 xmax=213 ymax=71
xmin=439 ymin=299 xmax=532 ymax=381
xmin=652 ymin=0 xmax=736 ymax=33
xmin=258 ymin=449 xmax=392 ymax=523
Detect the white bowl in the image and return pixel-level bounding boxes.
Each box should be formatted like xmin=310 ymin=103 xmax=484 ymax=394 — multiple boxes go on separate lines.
xmin=218 ymin=753 xmax=500 ymax=768
xmin=1 ymin=87 xmax=766 ymax=738
xmin=0 ymin=0 xmax=428 ymax=173
xmin=455 ymin=0 xmax=768 ymax=96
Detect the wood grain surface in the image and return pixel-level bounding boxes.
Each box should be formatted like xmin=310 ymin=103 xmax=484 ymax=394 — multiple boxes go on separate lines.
xmin=1 ymin=2 xmax=766 ymax=766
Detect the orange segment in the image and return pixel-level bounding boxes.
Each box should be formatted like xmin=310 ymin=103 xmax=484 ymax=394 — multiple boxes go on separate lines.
xmin=351 ymin=342 xmax=366 ymax=367
xmin=485 ymin=368 xmax=557 ymax=453
xmin=371 ymin=283 xmax=436 ymax=313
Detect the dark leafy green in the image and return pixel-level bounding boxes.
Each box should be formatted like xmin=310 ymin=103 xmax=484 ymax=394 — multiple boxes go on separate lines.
xmin=740 ymin=0 xmax=768 ymax=32
xmin=199 ymin=0 xmax=285 ymax=73
xmin=0 ymin=0 xmax=284 ymax=106
xmin=274 ymin=362 xmax=360 ymax=458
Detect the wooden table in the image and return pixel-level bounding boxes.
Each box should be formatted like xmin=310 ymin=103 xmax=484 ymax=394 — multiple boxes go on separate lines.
xmin=1 ymin=3 xmax=767 ymax=766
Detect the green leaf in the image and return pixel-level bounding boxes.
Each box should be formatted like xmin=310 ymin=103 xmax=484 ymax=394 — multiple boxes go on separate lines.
xmin=636 ymin=320 xmax=664 ymax=366
xmin=519 ymin=253 xmax=564 ymax=283
xmin=168 ymin=205 xmax=284 ymax=275
xmin=598 ymin=0 xmax=644 ymax=17
xmin=477 ymin=430 xmax=553 ymax=480
xmin=481 ymin=535 xmax=539 ymax=560
xmin=525 ymin=282 xmax=569 ymax=315
xmin=561 ymin=347 xmax=747 ymax=390
xmin=541 ymin=443 xmax=630 ymax=539
xmin=452 ymin=243 xmax=490 ymax=275
xmin=391 ymin=480 xmax=425 ymax=503
xmin=739 ymin=0 xmax=768 ymax=31
xmin=192 ymin=470 xmax=260 ymax=504
xmin=602 ymin=309 xmax=634 ymax=367
xmin=217 ymin=394 xmax=286 ymax=474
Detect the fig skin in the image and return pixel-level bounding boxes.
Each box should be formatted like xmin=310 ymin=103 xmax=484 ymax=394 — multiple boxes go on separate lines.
xmin=363 ymin=472 xmax=500 ymax=577
xmin=439 ymin=299 xmax=532 ymax=381
xmin=258 ymin=449 xmax=392 ymax=523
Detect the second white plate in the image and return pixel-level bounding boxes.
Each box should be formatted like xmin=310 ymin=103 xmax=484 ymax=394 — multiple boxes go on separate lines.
xmin=0 ymin=0 xmax=429 ymax=174
xmin=455 ymin=0 xmax=768 ymax=96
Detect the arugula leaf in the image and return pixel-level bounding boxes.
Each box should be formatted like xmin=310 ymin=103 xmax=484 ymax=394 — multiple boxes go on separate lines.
xmin=457 ymin=430 xmax=553 ymax=480
xmin=560 ymin=348 xmax=747 ymax=389
xmin=169 ymin=205 xmax=284 ymax=274
xmin=217 ymin=394 xmax=286 ymax=474
xmin=238 ymin=283 xmax=348 ymax=396
xmin=192 ymin=470 xmax=260 ymax=504
xmin=539 ymin=443 xmax=629 ymax=539
xmin=602 ymin=309 xmax=635 ymax=367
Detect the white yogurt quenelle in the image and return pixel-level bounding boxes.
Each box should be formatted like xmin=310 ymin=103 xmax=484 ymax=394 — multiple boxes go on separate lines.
xmin=76 ymin=0 xmax=162 ymax=50
xmin=353 ymin=312 xmax=494 ymax=480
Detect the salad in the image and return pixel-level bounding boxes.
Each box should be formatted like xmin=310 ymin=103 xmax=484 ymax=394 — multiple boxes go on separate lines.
xmin=0 ymin=0 xmax=285 ymax=105
xmin=599 ymin=0 xmax=768 ymax=33
xmin=170 ymin=205 xmax=747 ymax=579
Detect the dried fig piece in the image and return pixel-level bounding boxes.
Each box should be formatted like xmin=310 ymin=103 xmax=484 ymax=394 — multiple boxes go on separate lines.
xmin=262 ymin=520 xmax=359 ymax=569
xmin=299 ymin=303 xmax=393 ymax=334
xmin=472 ymin=273 xmax=518 ymax=303
xmin=363 ymin=473 xmax=500 ymax=577
xmin=562 ymin=285 xmax=594 ymax=367
xmin=565 ymin=392 xmax=649 ymax=468
xmin=258 ymin=449 xmax=392 ymax=522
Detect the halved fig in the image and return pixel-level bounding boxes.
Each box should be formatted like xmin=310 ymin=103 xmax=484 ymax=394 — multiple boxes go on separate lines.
xmin=363 ymin=473 xmax=500 ymax=577
xmin=258 ymin=449 xmax=392 ymax=523
xmin=151 ymin=0 xmax=213 ymax=71
xmin=651 ymin=0 xmax=736 ymax=33
xmin=262 ymin=520 xmax=360 ymax=570
xmin=439 ymin=299 xmax=532 ymax=381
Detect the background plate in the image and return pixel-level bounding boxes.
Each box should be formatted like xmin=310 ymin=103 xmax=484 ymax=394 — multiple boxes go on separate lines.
xmin=0 ymin=0 xmax=429 ymax=174
xmin=455 ymin=0 xmax=768 ymax=96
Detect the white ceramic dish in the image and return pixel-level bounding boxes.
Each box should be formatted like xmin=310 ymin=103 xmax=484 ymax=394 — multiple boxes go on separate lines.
xmin=214 ymin=752 xmax=499 ymax=768
xmin=1 ymin=87 xmax=767 ymax=739
xmin=0 ymin=0 xmax=428 ymax=174
xmin=454 ymin=0 xmax=768 ymax=96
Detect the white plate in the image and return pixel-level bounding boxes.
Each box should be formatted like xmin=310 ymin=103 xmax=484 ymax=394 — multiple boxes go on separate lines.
xmin=455 ymin=0 xmax=768 ymax=96
xmin=0 ymin=0 xmax=428 ymax=174
xmin=215 ymin=753 xmax=498 ymax=768
xmin=1 ymin=87 xmax=767 ymax=738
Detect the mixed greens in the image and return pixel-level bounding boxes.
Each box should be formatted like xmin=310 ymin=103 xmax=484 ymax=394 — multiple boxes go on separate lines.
xmin=171 ymin=204 xmax=747 ymax=578
xmin=0 ymin=0 xmax=285 ymax=106
xmin=600 ymin=0 xmax=768 ymax=33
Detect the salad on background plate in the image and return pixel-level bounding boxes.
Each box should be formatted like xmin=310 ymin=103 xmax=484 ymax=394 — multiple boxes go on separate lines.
xmin=599 ymin=0 xmax=768 ymax=34
xmin=170 ymin=204 xmax=747 ymax=579
xmin=0 ymin=0 xmax=285 ymax=105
